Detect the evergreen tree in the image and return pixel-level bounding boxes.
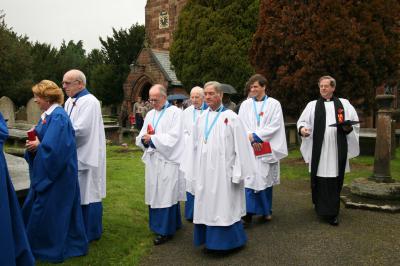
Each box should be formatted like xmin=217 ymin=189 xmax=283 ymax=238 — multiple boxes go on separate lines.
xmin=90 ymin=23 xmax=145 ymax=105
xmin=30 ymin=42 xmax=59 ymax=83
xmin=170 ymin=0 xmax=259 ymax=98
xmin=0 ymin=11 xmax=34 ymax=106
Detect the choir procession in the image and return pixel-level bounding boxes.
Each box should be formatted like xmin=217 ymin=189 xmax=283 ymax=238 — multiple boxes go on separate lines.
xmin=1 ymin=72 xmax=360 ymax=264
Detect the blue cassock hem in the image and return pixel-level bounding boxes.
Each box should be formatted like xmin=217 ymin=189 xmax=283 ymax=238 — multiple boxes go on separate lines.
xmin=184 ymin=192 xmax=194 ymax=220
xmin=245 ymin=187 xmax=273 ymax=216
xmin=0 ymin=163 xmax=35 ymax=266
xmin=193 ymin=221 xmax=247 ymax=250
xmin=82 ymin=202 xmax=103 ymax=242
xmin=149 ymin=203 xmax=182 ymax=236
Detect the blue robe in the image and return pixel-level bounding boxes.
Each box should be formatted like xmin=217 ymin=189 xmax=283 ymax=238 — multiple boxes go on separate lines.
xmin=245 ymin=187 xmax=273 ymax=216
xmin=22 ymin=107 xmax=88 ymax=263
xmin=0 ymin=113 xmax=35 ymax=266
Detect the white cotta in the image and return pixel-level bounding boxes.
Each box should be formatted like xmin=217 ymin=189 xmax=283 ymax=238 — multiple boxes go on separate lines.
xmin=297 ymin=98 xmax=360 ymax=177
xmin=65 ymin=94 xmax=106 ymax=204
xmin=136 ymin=105 xmax=186 ymax=208
xmin=238 ymin=97 xmax=288 ymax=191
xmin=180 ymin=105 xmax=205 ymax=194
xmin=181 ymin=108 xmax=257 ymax=226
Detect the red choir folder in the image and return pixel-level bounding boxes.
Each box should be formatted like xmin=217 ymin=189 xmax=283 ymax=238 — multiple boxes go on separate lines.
xmin=253 ymin=141 xmax=272 ymax=156
xmin=27 ymin=128 xmax=37 ymax=141
xmin=147 ymin=124 xmax=155 ymax=135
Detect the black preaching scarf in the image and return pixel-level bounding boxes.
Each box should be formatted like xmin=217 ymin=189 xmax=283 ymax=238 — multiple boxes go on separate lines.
xmin=310 ymin=97 xmax=348 ymax=203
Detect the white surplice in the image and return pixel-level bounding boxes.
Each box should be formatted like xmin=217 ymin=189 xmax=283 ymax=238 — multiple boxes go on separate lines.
xmin=297 ymin=98 xmax=360 ymax=177
xmin=181 ymin=105 xmax=205 ymax=194
xmin=136 ymin=105 xmax=186 ymax=208
xmin=181 ymin=108 xmax=257 ymax=226
xmin=65 ymin=94 xmax=106 ymax=204
xmin=238 ymin=97 xmax=288 ymax=190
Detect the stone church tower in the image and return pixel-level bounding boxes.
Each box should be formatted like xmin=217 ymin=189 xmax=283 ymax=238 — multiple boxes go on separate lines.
xmin=145 ymin=0 xmax=187 ymax=51
xmin=123 ymin=0 xmax=188 ymax=110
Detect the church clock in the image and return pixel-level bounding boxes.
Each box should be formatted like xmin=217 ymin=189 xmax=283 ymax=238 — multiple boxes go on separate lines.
xmin=159 ymin=11 xmax=169 ymax=29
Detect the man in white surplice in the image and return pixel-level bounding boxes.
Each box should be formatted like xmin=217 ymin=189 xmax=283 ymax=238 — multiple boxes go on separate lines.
xmin=297 ymin=75 xmax=359 ymax=226
xmin=181 ymin=81 xmax=256 ymax=252
xmin=136 ymin=84 xmax=185 ymax=245
xmin=181 ymin=86 xmax=207 ymax=222
xmin=63 ymin=69 xmax=106 ymax=242
xmin=238 ymin=74 xmax=287 ymax=225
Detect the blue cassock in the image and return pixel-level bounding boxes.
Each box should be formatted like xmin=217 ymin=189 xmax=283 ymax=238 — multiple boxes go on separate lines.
xmin=0 ymin=113 xmax=35 ymax=266
xmin=22 ymin=106 xmax=88 ymax=263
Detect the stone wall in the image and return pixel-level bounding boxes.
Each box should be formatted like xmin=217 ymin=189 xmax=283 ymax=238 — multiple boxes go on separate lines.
xmin=145 ymin=0 xmax=188 ymax=51
xmin=124 ymin=48 xmax=170 ymax=102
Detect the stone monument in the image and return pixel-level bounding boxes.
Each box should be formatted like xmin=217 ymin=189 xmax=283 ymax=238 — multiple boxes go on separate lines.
xmin=0 ymin=96 xmax=16 ymax=126
xmin=341 ymin=95 xmax=400 ymax=212
xmin=26 ymin=97 xmax=42 ymax=125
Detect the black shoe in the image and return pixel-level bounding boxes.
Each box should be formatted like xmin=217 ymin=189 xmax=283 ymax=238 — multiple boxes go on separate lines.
xmin=329 ymin=216 xmax=339 ymax=226
xmin=242 ymin=214 xmax=252 ymax=228
xmin=261 ymin=215 xmax=272 ymax=223
xmin=153 ymin=235 xmax=172 ymax=245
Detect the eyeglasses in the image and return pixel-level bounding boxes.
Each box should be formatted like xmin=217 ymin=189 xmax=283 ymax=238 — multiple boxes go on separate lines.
xmin=149 ymin=99 xmax=160 ymax=103
xmin=61 ymin=80 xmax=80 ymax=86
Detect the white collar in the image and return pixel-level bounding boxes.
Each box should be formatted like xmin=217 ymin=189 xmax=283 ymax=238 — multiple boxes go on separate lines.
xmin=41 ymin=103 xmax=60 ymax=120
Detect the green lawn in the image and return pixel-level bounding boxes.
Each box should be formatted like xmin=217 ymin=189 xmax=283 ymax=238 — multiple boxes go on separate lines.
xmin=38 ymin=146 xmax=153 ymax=266
xmin=37 ymin=145 xmax=399 ymax=265
xmin=282 ymin=147 xmax=400 ymax=183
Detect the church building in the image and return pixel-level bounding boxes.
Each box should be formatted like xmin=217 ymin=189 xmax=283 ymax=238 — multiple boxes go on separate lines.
xmin=123 ymin=0 xmax=188 ymax=111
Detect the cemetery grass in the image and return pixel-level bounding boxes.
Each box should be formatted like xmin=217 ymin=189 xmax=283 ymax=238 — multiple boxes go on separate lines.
xmin=36 ymin=146 xmax=400 ymax=265
xmin=281 ymin=147 xmax=400 ymax=183
xmin=38 ymin=145 xmax=153 ymax=266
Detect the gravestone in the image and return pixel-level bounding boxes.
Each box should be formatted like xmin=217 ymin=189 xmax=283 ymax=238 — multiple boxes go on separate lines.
xmin=15 ymin=106 xmax=27 ymax=121
xmin=5 ymin=152 xmax=30 ymax=198
xmin=26 ymin=98 xmax=41 ymax=125
xmin=0 ymin=96 xmax=15 ymax=126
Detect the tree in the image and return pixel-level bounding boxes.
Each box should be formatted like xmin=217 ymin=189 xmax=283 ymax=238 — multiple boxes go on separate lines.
xmin=250 ymin=0 xmax=400 ymax=118
xmin=89 ymin=23 xmax=145 ymax=105
xmin=55 ymin=40 xmax=87 ymax=84
xmin=30 ymin=42 xmax=59 ymax=83
xmin=85 ymin=48 xmax=106 ymax=88
xmin=170 ymin=0 xmax=259 ymax=98
xmin=0 ymin=11 xmax=34 ymax=106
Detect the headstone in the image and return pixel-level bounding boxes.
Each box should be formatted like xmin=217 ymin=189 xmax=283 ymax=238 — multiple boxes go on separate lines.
xmin=15 ymin=106 xmax=27 ymax=121
xmin=5 ymin=153 xmax=30 ymax=196
xmin=26 ymin=98 xmax=41 ymax=125
xmin=0 ymin=96 xmax=15 ymax=126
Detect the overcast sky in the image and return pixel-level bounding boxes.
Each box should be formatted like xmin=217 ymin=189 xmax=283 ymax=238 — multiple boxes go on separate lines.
xmin=1 ymin=0 xmax=147 ymax=51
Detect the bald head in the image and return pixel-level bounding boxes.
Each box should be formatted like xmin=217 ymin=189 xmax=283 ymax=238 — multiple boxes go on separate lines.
xmin=62 ymin=69 xmax=86 ymax=97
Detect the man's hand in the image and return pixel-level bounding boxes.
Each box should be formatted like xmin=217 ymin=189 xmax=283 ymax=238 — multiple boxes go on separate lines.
xmin=26 ymin=137 xmax=40 ymax=152
xmin=341 ymin=124 xmax=353 ymax=133
xmin=142 ymin=133 xmax=152 ymax=144
xmin=248 ymin=133 xmax=254 ymax=143
xmin=252 ymin=142 xmax=262 ymax=151
xmin=300 ymin=127 xmax=311 ymax=137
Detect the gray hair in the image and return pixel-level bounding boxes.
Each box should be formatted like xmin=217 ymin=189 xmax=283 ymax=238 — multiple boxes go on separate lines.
xmin=190 ymin=86 xmax=204 ymax=97
xmin=318 ymin=75 xmax=336 ymax=88
xmin=151 ymin=84 xmax=167 ymax=97
xmin=204 ymin=81 xmax=223 ymax=95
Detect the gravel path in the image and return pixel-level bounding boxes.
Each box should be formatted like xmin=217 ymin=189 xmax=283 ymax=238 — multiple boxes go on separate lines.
xmin=140 ymin=179 xmax=400 ymax=266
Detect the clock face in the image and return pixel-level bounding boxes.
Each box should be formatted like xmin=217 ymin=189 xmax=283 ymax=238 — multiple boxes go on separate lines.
xmin=159 ymin=11 xmax=169 ymax=29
